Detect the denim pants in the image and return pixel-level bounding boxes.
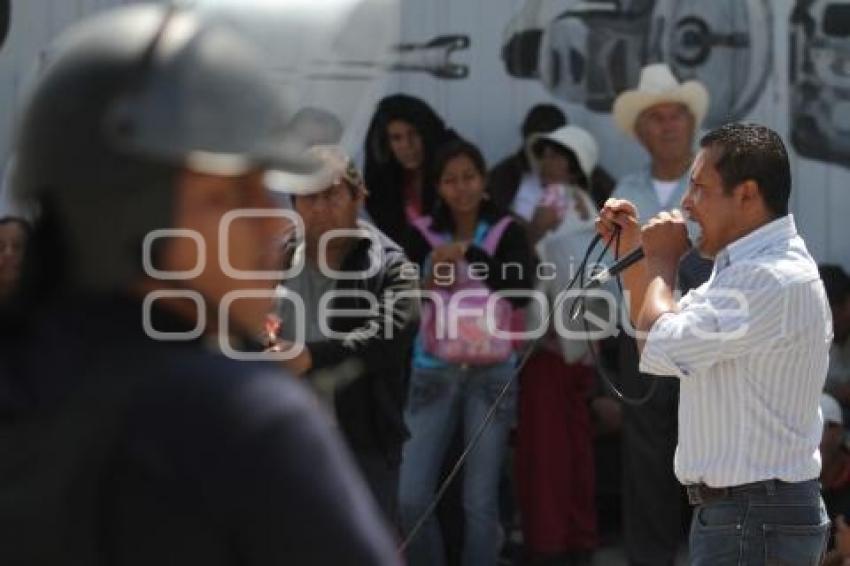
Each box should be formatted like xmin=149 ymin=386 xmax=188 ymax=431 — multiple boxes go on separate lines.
xmin=398 ymin=362 xmax=517 ymax=566
xmin=688 ymin=479 xmax=829 ymax=565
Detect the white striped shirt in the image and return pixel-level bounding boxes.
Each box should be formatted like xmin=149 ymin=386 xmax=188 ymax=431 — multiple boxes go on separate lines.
xmin=640 ymin=215 xmax=832 ymax=487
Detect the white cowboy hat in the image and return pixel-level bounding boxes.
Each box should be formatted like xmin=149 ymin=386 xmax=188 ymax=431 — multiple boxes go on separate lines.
xmin=527 ymin=124 xmax=599 ymax=179
xmin=612 ymin=63 xmax=709 ymax=138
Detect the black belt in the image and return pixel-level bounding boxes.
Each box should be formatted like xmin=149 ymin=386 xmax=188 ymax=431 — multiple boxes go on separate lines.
xmin=685 ymin=479 xmax=788 ymax=506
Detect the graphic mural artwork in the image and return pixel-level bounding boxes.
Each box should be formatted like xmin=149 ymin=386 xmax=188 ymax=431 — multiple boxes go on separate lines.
xmin=790 ymin=0 xmax=850 ymax=168
xmin=502 ymin=0 xmax=772 ymax=126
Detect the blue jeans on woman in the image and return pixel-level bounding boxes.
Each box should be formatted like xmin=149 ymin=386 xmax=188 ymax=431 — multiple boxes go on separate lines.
xmin=688 ymin=479 xmax=829 ymax=565
xmin=398 ymin=362 xmax=517 ymax=566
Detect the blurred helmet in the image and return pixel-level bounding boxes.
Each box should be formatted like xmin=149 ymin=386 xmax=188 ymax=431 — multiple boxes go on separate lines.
xmin=12 ymin=4 xmax=316 ymax=291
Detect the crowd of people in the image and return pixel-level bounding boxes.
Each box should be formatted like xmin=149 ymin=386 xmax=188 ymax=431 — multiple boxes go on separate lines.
xmin=3 ymin=4 xmax=850 ymax=566
xmin=314 ymin=61 xmax=717 ymax=566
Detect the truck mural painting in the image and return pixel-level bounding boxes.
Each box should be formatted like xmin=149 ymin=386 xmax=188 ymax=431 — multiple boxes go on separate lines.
xmin=1 ymin=0 xmax=849 ymax=266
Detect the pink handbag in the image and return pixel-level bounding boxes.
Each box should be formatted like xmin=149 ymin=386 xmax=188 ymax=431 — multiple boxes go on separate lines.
xmin=413 ymin=216 xmax=522 ymax=366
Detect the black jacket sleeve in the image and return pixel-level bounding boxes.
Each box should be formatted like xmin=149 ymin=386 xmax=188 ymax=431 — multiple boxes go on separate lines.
xmin=305 ymin=249 xmax=420 ymax=376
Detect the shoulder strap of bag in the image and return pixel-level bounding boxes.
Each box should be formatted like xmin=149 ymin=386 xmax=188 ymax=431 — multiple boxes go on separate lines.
xmin=411 ymin=216 xmax=447 ymax=248
xmin=480 ymin=216 xmax=513 ymax=255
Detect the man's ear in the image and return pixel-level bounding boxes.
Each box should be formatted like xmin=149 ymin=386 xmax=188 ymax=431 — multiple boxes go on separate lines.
xmin=737 ymin=179 xmax=760 ymax=207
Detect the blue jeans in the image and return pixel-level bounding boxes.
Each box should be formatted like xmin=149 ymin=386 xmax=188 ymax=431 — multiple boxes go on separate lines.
xmin=689 ymin=479 xmax=829 ymax=565
xmin=398 ymin=363 xmax=517 ymax=566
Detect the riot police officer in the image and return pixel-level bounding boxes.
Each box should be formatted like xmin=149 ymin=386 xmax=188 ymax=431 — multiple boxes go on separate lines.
xmin=0 ymin=4 xmax=400 ymax=565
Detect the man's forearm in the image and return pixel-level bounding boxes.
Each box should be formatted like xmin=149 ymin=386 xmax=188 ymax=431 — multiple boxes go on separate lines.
xmin=620 ymin=258 xmax=650 ymax=327
xmin=635 ymin=259 xmax=680 ymax=353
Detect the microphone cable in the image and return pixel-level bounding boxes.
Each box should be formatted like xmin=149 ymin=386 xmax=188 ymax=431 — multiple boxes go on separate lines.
xmin=398 ymin=224 xmax=657 ymax=553
xmin=573 ymin=227 xmax=659 ymax=408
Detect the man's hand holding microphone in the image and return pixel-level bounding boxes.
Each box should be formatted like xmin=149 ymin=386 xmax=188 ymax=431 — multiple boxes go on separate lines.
xmin=596 ymin=198 xmax=642 ymax=256
xmin=595 ymin=198 xmax=690 ymax=351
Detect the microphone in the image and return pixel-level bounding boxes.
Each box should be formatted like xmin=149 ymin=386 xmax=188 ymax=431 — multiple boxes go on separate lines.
xmin=583 ymin=234 xmax=693 ymax=289
xmin=582 ymin=247 xmax=645 ymax=288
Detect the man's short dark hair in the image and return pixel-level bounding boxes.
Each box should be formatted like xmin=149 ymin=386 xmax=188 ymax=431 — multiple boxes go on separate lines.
xmin=699 ymin=123 xmax=791 ymax=218
xmin=521 ymin=104 xmax=567 ymax=139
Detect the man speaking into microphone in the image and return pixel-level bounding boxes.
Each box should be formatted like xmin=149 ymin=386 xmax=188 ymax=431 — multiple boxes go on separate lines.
xmin=597 ymin=123 xmax=832 ymax=565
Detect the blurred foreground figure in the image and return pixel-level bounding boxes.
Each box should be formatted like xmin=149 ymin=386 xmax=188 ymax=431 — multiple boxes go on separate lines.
xmin=0 ymin=5 xmax=399 ymax=565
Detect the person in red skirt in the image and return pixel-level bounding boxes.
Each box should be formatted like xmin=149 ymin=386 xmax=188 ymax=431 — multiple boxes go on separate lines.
xmin=514 ymin=125 xmax=603 ymax=565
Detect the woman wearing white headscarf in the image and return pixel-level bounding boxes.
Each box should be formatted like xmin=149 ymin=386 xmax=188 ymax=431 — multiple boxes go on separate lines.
xmin=514 ymin=125 xmax=602 ymax=564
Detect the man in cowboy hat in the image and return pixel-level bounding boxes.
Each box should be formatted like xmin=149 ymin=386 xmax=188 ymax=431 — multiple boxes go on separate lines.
xmin=611 ymin=62 xmax=708 ymax=223
xmin=609 ymin=62 xmax=713 ymax=566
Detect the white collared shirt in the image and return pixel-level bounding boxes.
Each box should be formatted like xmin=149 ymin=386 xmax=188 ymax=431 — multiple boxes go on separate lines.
xmin=640 ymin=215 xmax=832 ymax=487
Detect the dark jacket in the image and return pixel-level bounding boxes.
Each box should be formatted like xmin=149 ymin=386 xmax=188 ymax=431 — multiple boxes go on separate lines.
xmin=0 ymin=295 xmax=400 ymax=566
xmin=282 ymin=223 xmax=419 ymax=466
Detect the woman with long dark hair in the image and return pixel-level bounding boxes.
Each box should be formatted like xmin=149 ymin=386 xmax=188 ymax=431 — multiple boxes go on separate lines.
xmin=398 ymin=139 xmax=534 ymax=566
xmin=363 ymin=94 xmax=456 ymax=251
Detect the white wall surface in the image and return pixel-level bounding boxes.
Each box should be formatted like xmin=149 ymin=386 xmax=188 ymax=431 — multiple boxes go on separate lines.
xmin=1 ymin=0 xmax=848 ymax=269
